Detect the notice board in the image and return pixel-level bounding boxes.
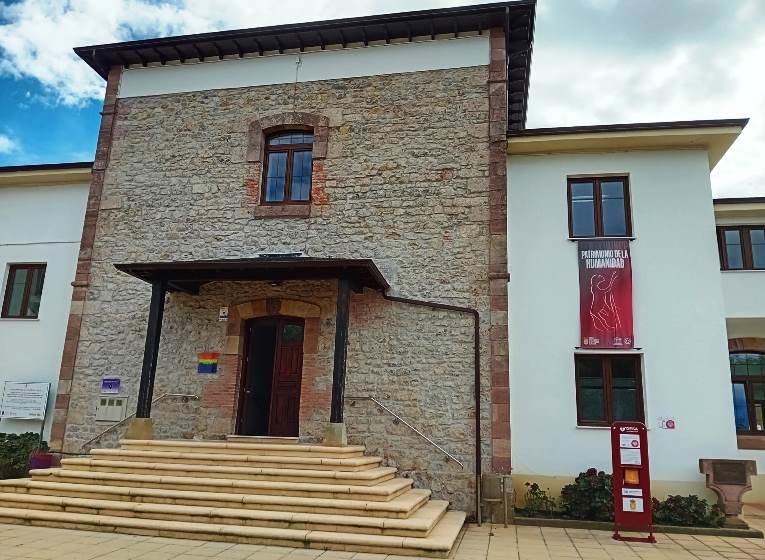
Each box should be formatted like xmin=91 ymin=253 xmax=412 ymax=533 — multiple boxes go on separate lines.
xmin=0 ymin=382 xmax=50 ymax=420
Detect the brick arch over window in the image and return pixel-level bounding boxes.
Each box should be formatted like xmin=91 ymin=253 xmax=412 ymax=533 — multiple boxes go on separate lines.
xmin=242 ymin=112 xmax=330 ymax=217
xmin=202 ymin=298 xmax=327 ymax=437
xmin=729 ymin=338 xmax=765 ymax=352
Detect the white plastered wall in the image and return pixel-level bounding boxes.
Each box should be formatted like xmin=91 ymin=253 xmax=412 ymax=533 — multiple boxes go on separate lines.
xmin=0 ymin=182 xmax=89 ymax=439
xmin=507 ymin=149 xmax=738 ymax=498
xmin=118 ymin=35 xmax=489 ymax=99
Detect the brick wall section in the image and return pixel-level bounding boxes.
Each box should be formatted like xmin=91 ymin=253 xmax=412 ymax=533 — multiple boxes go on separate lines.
xmin=488 ymin=28 xmax=511 ymax=472
xmin=61 ymin=59 xmax=495 ymax=512
xmin=50 ymin=67 xmax=121 ymax=451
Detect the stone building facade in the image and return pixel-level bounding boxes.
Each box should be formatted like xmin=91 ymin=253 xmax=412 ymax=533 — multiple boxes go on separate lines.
xmin=51 ymin=4 xmax=535 ymax=515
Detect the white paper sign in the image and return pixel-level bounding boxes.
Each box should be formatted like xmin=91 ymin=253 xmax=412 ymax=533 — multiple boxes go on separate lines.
xmin=620 ymin=447 xmax=642 ymax=466
xmin=623 ymin=497 xmax=644 ymax=512
xmin=0 ymin=382 xmax=50 ymax=420
xmin=620 ymin=434 xmax=640 ymax=449
xmin=622 ymin=488 xmax=643 ymax=497
xmin=218 ymin=307 xmax=229 ymax=322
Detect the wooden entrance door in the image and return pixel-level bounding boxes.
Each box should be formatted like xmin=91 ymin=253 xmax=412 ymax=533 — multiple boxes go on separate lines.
xmin=238 ymin=317 xmax=304 ymax=437
xmin=268 ymin=319 xmax=304 ymax=436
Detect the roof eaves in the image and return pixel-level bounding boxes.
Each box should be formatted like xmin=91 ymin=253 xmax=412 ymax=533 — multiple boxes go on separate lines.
xmin=714 ymin=197 xmax=765 ymax=205
xmin=0 ymin=161 xmax=93 ymax=173
xmin=507 ymin=118 xmax=749 ymax=137
xmin=74 ymin=1 xmax=536 ymax=129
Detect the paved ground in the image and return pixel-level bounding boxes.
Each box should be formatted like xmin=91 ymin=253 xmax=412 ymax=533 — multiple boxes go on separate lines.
xmin=3 ymin=522 xmax=765 ymax=560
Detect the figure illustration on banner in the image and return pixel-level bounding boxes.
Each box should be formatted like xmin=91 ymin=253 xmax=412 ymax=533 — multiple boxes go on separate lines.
xmin=589 ymin=270 xmax=623 ymax=335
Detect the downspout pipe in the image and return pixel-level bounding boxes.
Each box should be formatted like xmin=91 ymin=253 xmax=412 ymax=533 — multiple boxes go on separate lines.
xmin=380 ymin=291 xmax=483 ymax=525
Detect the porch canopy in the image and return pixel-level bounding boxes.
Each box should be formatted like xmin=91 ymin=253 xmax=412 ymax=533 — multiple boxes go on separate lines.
xmin=114 ymin=256 xmax=389 ymax=431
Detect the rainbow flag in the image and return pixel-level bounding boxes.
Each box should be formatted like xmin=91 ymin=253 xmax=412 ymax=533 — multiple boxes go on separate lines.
xmin=197 ymin=352 xmax=219 ymax=374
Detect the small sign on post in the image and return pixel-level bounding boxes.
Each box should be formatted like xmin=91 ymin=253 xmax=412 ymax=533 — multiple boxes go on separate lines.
xmin=611 ymin=421 xmax=655 ymax=543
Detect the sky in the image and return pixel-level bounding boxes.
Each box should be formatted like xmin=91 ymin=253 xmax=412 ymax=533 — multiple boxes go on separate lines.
xmin=0 ymin=0 xmax=763 ymax=197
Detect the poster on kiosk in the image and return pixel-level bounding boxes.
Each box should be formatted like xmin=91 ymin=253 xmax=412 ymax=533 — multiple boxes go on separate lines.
xmin=611 ymin=421 xmax=654 ymax=542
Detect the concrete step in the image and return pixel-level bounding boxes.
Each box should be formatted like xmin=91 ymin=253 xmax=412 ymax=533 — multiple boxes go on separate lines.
xmin=28 ymin=469 xmax=415 ymax=501
xmin=90 ymin=448 xmax=382 ymax=472
xmin=0 ymin=506 xmax=466 ymax=557
xmin=0 ymin=479 xmax=432 ymax=519
xmin=225 ymin=435 xmax=299 ymax=445
xmin=59 ymin=458 xmax=396 ymax=486
xmin=0 ymin=492 xmax=448 ymax=537
xmin=119 ymin=439 xmax=366 ymax=458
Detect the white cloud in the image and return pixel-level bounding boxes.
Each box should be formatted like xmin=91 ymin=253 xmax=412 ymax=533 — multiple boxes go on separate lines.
xmin=0 ymin=0 xmax=762 ymax=195
xmin=0 ymin=0 xmax=451 ymax=105
xmin=0 ymin=133 xmax=19 ymax=154
xmin=528 ymin=0 xmax=765 ymax=197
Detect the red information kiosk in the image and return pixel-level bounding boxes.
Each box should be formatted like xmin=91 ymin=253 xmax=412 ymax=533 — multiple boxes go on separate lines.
xmin=611 ymin=421 xmax=655 ymax=543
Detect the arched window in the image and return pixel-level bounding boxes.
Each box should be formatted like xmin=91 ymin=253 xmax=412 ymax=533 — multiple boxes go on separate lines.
xmin=262 ymin=130 xmax=313 ymax=204
xmin=730 ymin=351 xmax=765 ymax=432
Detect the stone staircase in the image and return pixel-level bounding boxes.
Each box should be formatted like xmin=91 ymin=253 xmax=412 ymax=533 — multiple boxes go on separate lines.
xmin=0 ymin=437 xmax=466 ymax=557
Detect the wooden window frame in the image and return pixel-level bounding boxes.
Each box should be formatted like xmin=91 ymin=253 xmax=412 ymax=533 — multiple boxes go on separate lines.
xmin=567 ymin=176 xmax=632 ymax=238
xmin=261 ymin=131 xmax=314 ymax=206
xmin=574 ymin=354 xmax=644 ymax=427
xmin=730 ymin=351 xmax=765 ymax=434
xmin=1 ymin=263 xmax=47 ymax=319
xmin=717 ymin=225 xmax=765 ymax=271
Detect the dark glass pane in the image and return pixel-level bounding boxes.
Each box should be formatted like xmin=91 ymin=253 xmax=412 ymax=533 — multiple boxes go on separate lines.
xmin=265 ymin=152 xmax=288 ymax=202
xmin=580 ymin=388 xmax=606 ymax=421
xmin=732 ymin=383 xmax=750 ymax=431
xmin=757 ymin=403 xmax=765 ymax=431
xmin=578 ymin=357 xmax=601 ymax=379
xmin=25 ymin=267 xmax=45 ymax=318
xmin=751 ymin=229 xmax=765 ymax=269
xmin=5 ymin=268 xmax=28 ymax=316
xmin=730 ymin=353 xmax=765 ymax=377
xmin=601 ymin=181 xmax=627 ymax=236
xmin=612 ymin=358 xmax=640 ymax=421
xmin=290 ymin=150 xmax=312 ymax=201
xmin=753 ymin=383 xmax=765 ymax=402
xmin=282 ymin=324 xmax=304 ymax=343
xmin=570 ymin=182 xmax=595 ymax=237
xmin=724 ymin=230 xmax=744 ymax=269
xmin=268 ymin=131 xmax=313 ymax=145
xmin=578 ymin=358 xmax=605 ymax=421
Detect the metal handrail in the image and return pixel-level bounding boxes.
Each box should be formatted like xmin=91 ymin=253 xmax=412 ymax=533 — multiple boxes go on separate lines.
xmin=82 ymin=393 xmax=199 ymax=449
xmin=346 ymin=395 xmax=464 ymax=469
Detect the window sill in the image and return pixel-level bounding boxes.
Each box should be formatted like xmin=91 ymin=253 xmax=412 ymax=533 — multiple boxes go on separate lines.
xmin=0 ymin=317 xmax=40 ymax=322
xmin=575 ymin=348 xmax=643 ymax=352
xmin=252 ymin=205 xmax=311 ymax=219
xmin=737 ymin=434 xmax=765 ymax=450
xmin=568 ymin=236 xmax=636 ymax=242
xmin=721 ymin=269 xmax=765 ymax=273
xmin=576 ymin=424 xmax=648 ymax=430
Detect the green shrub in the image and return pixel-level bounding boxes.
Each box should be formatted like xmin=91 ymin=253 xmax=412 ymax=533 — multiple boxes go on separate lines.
xmin=652 ymin=495 xmax=725 ymax=527
xmin=521 ymin=482 xmax=558 ymax=517
xmin=560 ymin=468 xmax=614 ymax=521
xmin=0 ymin=432 xmax=48 ymax=479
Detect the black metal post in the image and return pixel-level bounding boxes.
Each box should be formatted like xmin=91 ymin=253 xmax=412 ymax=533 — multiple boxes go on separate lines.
xmin=136 ymin=279 xmax=167 ymax=418
xmin=330 ymin=276 xmax=351 ymax=424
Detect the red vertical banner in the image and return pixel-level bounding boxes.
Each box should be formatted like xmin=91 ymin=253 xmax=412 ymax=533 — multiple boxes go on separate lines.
xmin=578 ymin=239 xmax=633 ymax=349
